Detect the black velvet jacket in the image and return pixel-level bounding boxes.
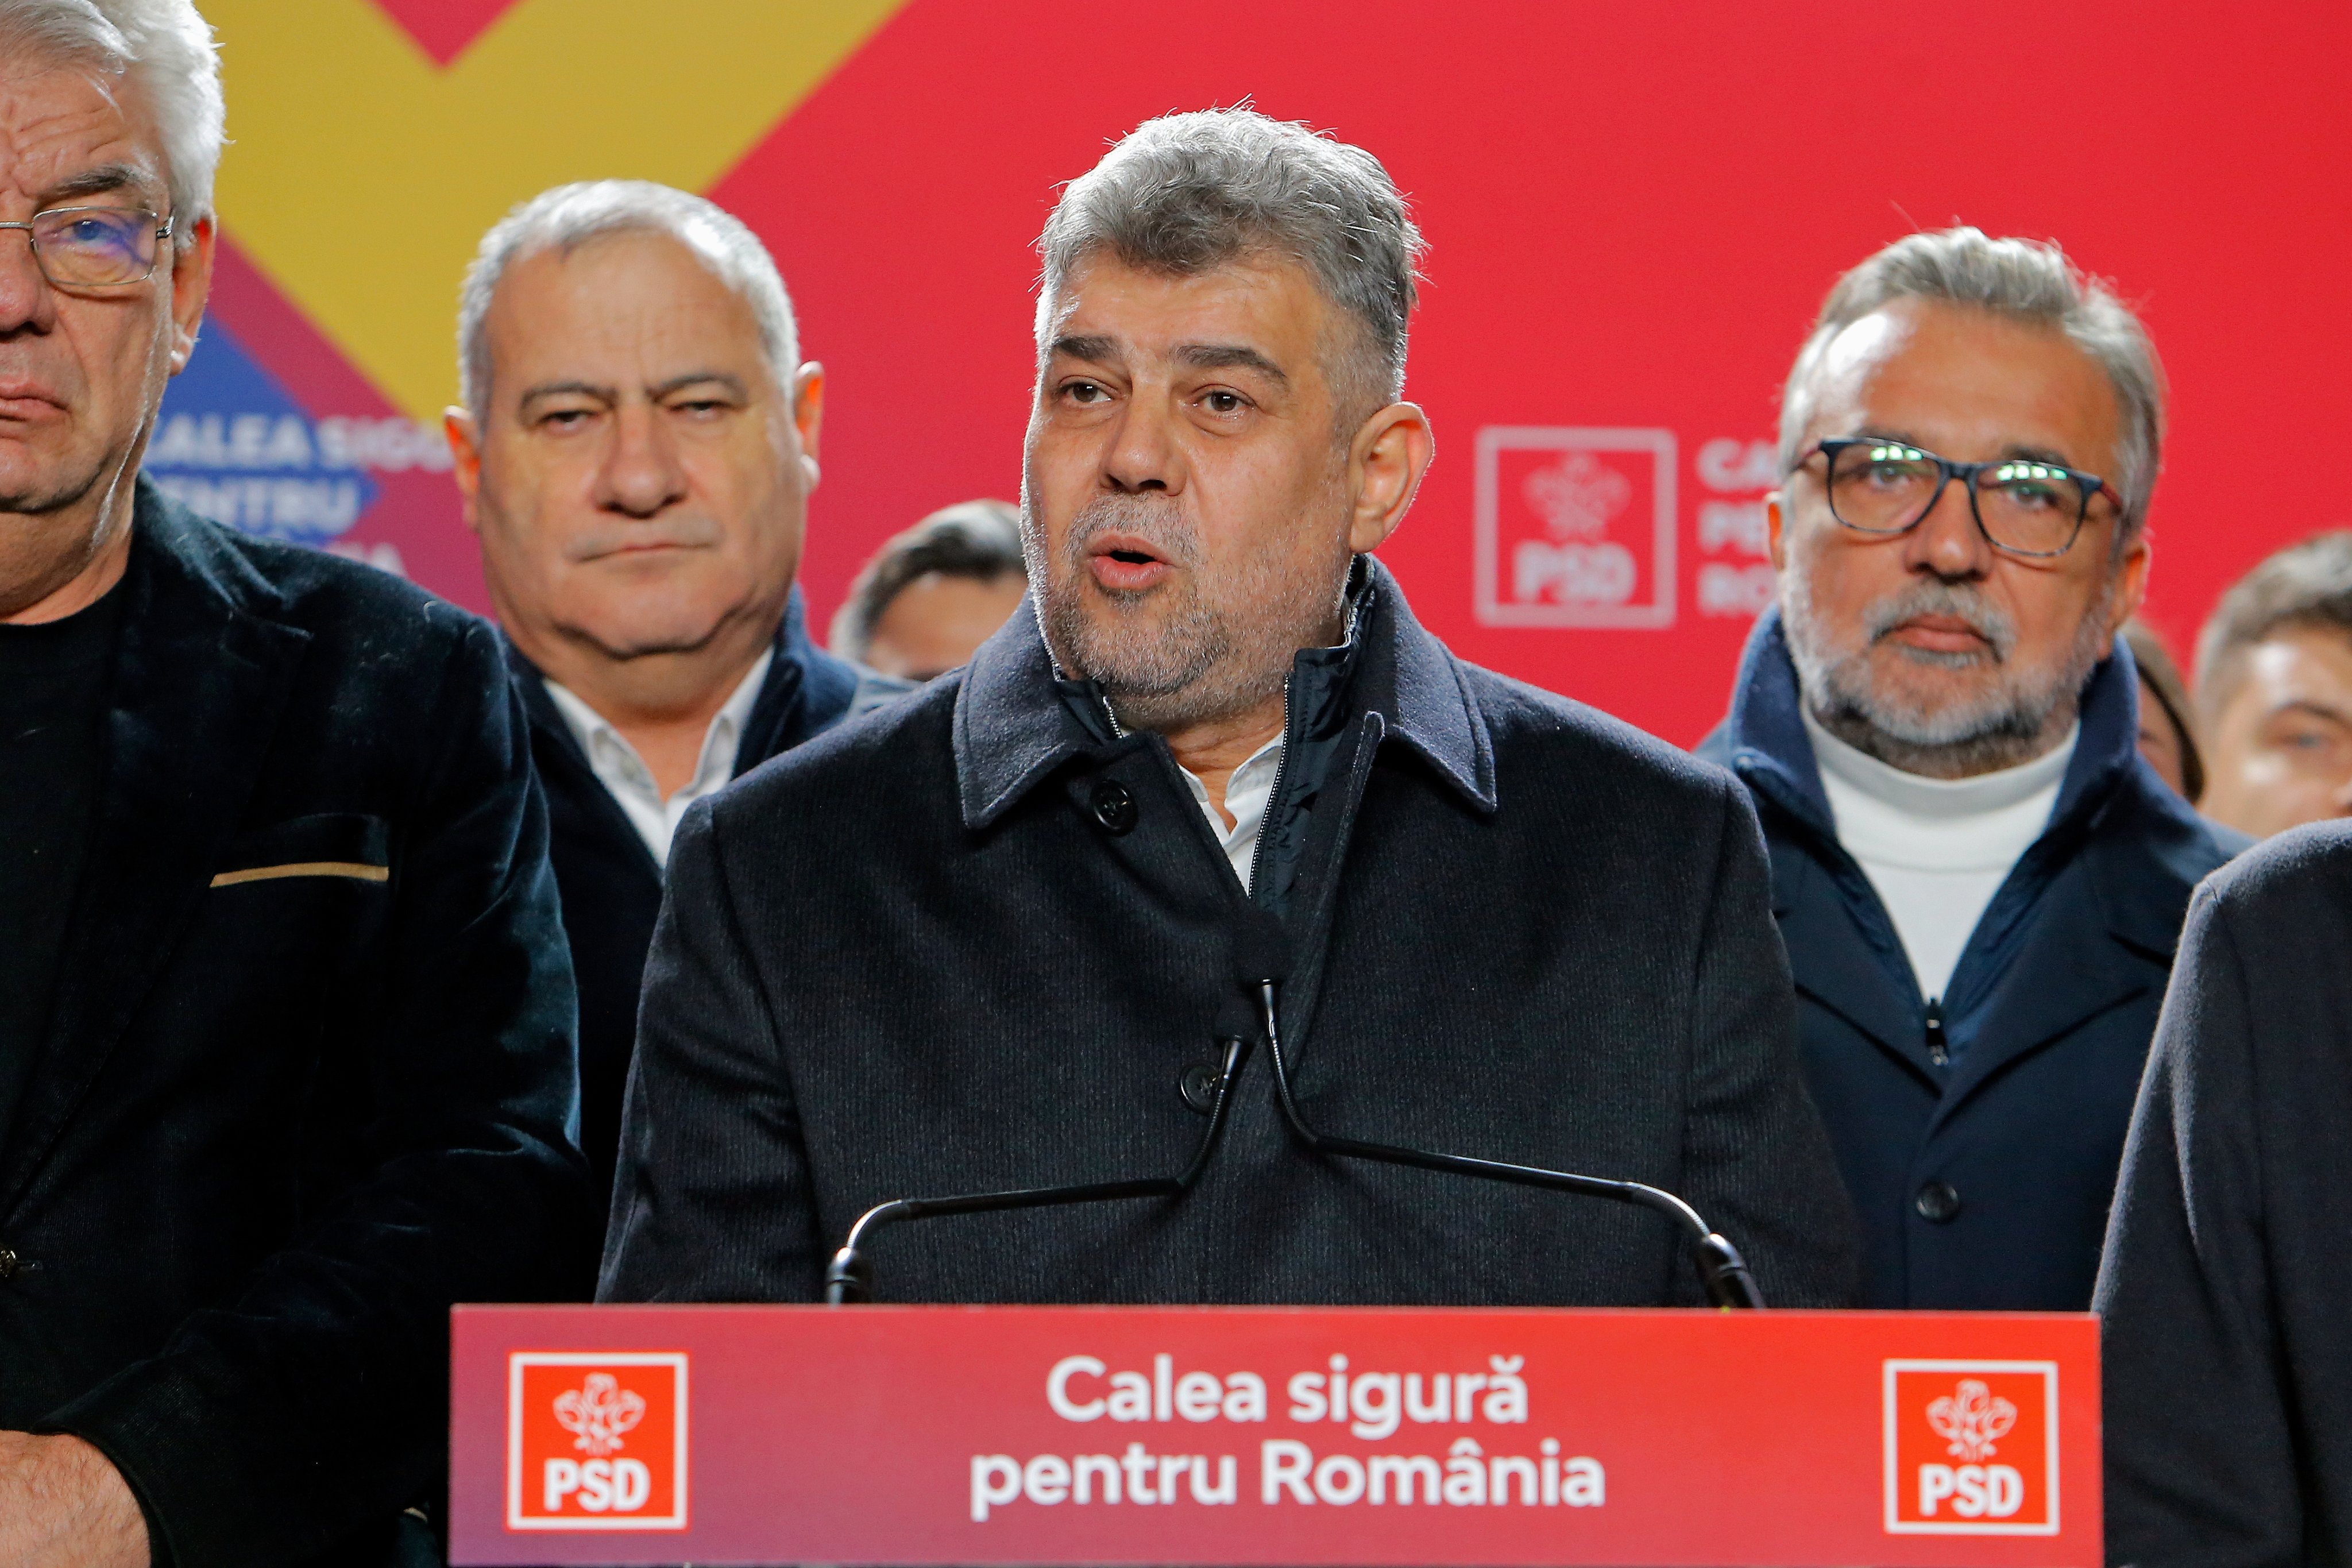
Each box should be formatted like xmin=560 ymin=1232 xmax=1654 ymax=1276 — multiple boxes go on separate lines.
xmin=600 ymin=561 xmax=1856 ymax=1310
xmin=0 ymin=484 xmax=586 ymax=1565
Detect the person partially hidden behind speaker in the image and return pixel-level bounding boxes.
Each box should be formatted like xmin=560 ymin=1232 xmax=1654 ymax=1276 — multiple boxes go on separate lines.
xmin=446 ymin=183 xmax=904 ymax=1278
xmin=0 ymin=2 xmax=585 ymax=1564
xmin=600 ymin=109 xmax=1856 ymax=1313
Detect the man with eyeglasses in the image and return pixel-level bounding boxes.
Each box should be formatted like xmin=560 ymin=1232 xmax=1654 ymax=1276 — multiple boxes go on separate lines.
xmin=1697 ymin=227 xmax=2243 ymax=1312
xmin=0 ymin=3 xmax=585 ymax=1564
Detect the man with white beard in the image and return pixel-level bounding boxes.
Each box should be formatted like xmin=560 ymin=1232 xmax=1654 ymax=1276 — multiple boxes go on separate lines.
xmin=1697 ymin=228 xmax=2242 ymax=1311
xmin=600 ymin=109 xmax=1857 ymax=1311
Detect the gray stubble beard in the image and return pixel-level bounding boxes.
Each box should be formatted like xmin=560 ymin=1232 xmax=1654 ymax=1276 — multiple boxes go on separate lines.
xmin=1021 ymin=489 xmax=1350 ymax=734
xmin=1781 ymin=565 xmax=2116 ymax=779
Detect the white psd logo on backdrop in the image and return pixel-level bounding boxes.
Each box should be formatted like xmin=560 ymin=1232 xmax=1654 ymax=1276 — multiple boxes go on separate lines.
xmin=1474 ymin=428 xmax=1676 ymax=629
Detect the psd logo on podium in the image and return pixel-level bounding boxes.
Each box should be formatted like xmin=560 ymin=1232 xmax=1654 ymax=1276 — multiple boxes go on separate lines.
xmin=1474 ymin=427 xmax=1677 ymax=629
xmin=507 ymin=1352 xmax=688 ymax=1531
xmin=1883 ymin=1359 xmax=2057 ymax=1536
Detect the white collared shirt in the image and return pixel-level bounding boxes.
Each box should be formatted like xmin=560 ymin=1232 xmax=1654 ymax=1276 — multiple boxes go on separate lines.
xmin=1802 ymin=705 xmax=2076 ymax=1003
xmin=1179 ymin=734 xmax=1285 ymax=893
xmin=544 ymin=650 xmax=772 ymax=867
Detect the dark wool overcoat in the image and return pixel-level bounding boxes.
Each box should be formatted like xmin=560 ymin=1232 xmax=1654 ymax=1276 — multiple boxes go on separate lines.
xmin=0 ymin=483 xmax=586 ymax=1566
xmin=600 ymin=561 xmax=1857 ymax=1309
xmin=2098 ymin=821 xmax=2352 ymax=1565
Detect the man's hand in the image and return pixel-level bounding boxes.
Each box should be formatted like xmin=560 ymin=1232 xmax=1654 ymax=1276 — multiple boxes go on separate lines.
xmin=0 ymin=1432 xmax=150 ymax=1567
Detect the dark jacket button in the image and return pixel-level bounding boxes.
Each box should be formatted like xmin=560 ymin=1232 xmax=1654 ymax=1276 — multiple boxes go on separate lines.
xmin=1091 ymin=779 xmax=1138 ymax=835
xmin=1179 ymin=1061 xmax=1224 ymax=1114
xmin=1915 ymin=1181 xmax=1962 ymax=1223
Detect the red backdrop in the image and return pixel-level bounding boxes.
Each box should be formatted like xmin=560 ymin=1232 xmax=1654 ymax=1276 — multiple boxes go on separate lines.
xmin=179 ymin=1 xmax=2352 ymax=745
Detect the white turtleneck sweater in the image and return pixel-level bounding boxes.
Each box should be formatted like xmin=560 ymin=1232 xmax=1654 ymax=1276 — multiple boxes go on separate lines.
xmin=1801 ymin=707 xmax=2077 ymax=1005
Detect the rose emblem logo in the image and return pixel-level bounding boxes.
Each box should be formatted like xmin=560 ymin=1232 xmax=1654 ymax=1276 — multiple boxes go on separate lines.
xmin=553 ymin=1371 xmax=647 ymax=1458
xmin=1927 ymin=1378 xmax=2018 ymax=1463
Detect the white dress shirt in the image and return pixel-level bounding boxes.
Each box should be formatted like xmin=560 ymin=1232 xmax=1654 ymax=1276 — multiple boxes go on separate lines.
xmin=1180 ymin=734 xmax=1285 ymax=893
xmin=1803 ymin=706 xmax=2076 ymax=1003
xmin=543 ymin=650 xmax=771 ymax=867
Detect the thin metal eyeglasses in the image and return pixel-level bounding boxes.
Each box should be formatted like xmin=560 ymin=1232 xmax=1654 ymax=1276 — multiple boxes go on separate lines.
xmin=1800 ymin=437 xmax=2123 ymax=559
xmin=0 ymin=207 xmax=175 ymax=289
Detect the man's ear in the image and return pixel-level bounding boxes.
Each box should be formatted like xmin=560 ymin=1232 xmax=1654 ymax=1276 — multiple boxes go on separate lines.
xmin=793 ymin=362 xmax=826 ymax=485
xmin=165 ymin=215 xmax=217 ymax=376
xmin=1767 ymin=492 xmax=1788 ymax=573
xmin=2108 ymin=530 xmax=2153 ymax=635
xmin=444 ymin=407 xmax=484 ymax=533
xmin=1347 ymin=401 xmax=1434 ymax=554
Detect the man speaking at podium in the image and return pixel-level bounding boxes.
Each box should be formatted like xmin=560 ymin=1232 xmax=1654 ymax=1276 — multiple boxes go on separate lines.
xmin=601 ymin=110 xmax=1855 ymax=1310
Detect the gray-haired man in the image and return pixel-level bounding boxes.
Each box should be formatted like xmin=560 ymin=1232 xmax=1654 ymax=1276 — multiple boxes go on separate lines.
xmin=446 ymin=182 xmax=900 ymax=1275
xmin=1697 ymin=229 xmax=2242 ymax=1311
xmin=601 ymin=110 xmax=1856 ymax=1310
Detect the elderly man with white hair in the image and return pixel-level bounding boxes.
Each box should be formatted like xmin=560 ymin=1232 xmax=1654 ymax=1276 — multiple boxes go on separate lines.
xmin=446 ymin=183 xmax=900 ymax=1280
xmin=0 ymin=3 xmax=586 ymax=1564
xmin=1697 ymin=229 xmax=2244 ymax=1313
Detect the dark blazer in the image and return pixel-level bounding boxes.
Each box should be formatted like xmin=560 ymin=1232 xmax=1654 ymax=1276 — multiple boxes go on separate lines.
xmin=2097 ymin=822 xmax=2352 ymax=1566
xmin=601 ymin=561 xmax=1856 ymax=1310
xmin=1696 ymin=609 xmax=2242 ymax=1310
xmin=505 ymin=589 xmax=868 ymax=1248
xmin=1 ymin=483 xmax=585 ymax=1566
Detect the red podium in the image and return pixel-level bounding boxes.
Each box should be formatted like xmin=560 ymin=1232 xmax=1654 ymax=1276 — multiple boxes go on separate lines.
xmin=448 ymin=1305 xmax=2098 ymax=1566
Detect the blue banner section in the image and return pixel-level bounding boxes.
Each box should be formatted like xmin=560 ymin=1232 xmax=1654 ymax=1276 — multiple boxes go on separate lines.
xmin=148 ymin=319 xmax=388 ymax=546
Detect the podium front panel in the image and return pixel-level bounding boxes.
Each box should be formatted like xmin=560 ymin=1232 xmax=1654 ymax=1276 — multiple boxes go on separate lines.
xmin=449 ymin=1304 xmax=2098 ymax=1566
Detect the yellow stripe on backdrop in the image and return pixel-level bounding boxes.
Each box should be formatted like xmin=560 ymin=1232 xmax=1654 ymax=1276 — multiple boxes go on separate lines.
xmin=204 ymin=0 xmax=911 ymax=422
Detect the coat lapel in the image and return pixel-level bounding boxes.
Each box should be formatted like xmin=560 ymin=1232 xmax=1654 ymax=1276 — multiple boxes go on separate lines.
xmin=0 ymin=499 xmax=309 ymax=1212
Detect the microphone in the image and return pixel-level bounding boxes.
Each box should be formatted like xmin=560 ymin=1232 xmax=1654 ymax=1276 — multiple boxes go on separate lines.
xmin=824 ymin=1030 xmax=1253 ymax=1305
xmin=1230 ymin=909 xmax=1766 ymax=1310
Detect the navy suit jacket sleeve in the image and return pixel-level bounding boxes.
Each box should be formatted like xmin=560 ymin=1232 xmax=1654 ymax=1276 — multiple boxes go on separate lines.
xmin=45 ymin=619 xmax=586 ymax=1564
xmin=2096 ymin=879 xmax=2299 ymax=1565
xmin=600 ymin=797 xmax=818 ymax=1303
xmin=1679 ymin=778 xmax=1858 ymax=1309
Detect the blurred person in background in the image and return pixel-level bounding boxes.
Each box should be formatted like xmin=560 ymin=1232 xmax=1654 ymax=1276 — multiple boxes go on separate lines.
xmin=0 ymin=3 xmax=585 ymax=1563
xmin=2194 ymin=530 xmax=2352 ymax=838
xmin=2124 ymin=617 xmax=2203 ymax=802
xmin=1698 ymin=228 xmax=2241 ymax=1312
xmin=447 ymin=181 xmax=903 ymax=1283
xmin=603 ymin=108 xmax=1855 ymax=1313
xmin=830 ymin=496 xmax=1027 ymax=680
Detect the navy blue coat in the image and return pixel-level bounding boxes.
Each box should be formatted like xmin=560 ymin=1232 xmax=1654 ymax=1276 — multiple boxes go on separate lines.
xmin=1697 ymin=609 xmax=2241 ymax=1310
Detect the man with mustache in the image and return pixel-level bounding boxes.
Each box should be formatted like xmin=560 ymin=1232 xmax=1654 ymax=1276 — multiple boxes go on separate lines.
xmin=449 ymin=182 xmax=901 ymax=1277
xmin=600 ymin=110 xmax=1856 ymax=1311
xmin=1697 ymin=229 xmax=2243 ymax=1310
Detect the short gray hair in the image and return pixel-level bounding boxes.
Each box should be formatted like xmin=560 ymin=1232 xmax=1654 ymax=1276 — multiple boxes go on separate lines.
xmin=0 ymin=0 xmax=225 ymax=248
xmin=1778 ymin=227 xmax=2165 ymax=542
xmin=830 ymin=498 xmax=1026 ymax=661
xmin=1036 ymin=107 xmax=1424 ymax=423
xmin=2195 ymin=530 xmax=2352 ymax=717
xmin=458 ymin=180 xmax=798 ymax=418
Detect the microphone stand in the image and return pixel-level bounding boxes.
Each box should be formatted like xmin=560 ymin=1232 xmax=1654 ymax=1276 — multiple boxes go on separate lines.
xmin=825 ymin=915 xmax=1766 ymax=1311
xmin=824 ymin=1034 xmax=1252 ymax=1304
xmin=1236 ymin=944 xmax=1765 ymax=1310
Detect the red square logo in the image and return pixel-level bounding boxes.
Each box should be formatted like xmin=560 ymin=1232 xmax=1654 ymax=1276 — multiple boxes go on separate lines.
xmin=1884 ymin=1360 xmax=2057 ymax=1535
xmin=507 ymin=1353 xmax=688 ymax=1531
xmin=1475 ymin=427 xmax=1676 ymax=628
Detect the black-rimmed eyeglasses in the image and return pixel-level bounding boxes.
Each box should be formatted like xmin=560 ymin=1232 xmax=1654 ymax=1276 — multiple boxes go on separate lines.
xmin=0 ymin=207 xmax=175 ymax=289
xmin=1800 ymin=437 xmax=2122 ymax=559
